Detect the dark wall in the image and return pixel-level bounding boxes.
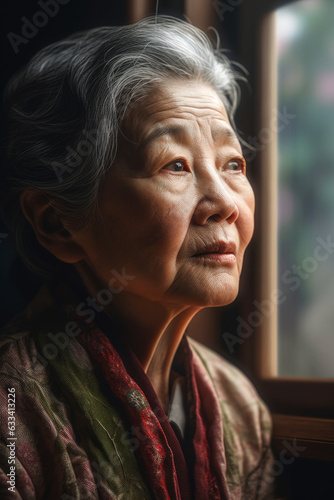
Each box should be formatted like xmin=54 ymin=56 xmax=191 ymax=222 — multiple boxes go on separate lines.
xmin=0 ymin=1 xmax=129 ymax=325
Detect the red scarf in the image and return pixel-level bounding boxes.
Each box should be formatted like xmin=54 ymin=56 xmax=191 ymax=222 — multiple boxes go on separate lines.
xmin=76 ymin=312 xmax=226 ymax=499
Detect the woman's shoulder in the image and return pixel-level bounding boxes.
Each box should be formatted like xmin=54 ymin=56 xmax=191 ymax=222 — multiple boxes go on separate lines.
xmin=0 ymin=326 xmax=45 ymax=397
xmin=188 ymin=336 xmax=272 ymax=431
xmin=0 ymin=286 xmax=58 ymax=379
xmin=188 ymin=337 xmax=275 ymax=498
xmin=188 ymin=337 xmax=258 ymax=395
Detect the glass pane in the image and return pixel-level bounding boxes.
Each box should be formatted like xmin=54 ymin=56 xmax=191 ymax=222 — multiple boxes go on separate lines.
xmin=276 ymin=0 xmax=334 ymax=377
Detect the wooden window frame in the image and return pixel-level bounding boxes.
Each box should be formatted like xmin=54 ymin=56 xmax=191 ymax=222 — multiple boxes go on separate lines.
xmin=239 ymin=0 xmax=334 ymax=461
xmin=127 ymin=0 xmax=216 ymax=32
xmin=127 ymin=0 xmax=155 ymax=24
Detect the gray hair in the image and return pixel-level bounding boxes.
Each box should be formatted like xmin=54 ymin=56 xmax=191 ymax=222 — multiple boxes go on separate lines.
xmin=1 ymin=16 xmax=244 ymax=279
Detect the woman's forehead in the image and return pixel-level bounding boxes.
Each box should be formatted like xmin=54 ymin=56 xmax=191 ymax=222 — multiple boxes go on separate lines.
xmin=123 ymin=79 xmax=234 ymax=146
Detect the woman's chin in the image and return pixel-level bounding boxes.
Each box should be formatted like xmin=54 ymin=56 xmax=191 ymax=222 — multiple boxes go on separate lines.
xmin=202 ymin=289 xmax=239 ymax=307
xmin=176 ymin=282 xmax=240 ymax=308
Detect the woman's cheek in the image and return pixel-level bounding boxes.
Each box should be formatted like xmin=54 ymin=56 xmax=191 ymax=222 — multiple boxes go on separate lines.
xmin=238 ymin=204 xmax=255 ymax=250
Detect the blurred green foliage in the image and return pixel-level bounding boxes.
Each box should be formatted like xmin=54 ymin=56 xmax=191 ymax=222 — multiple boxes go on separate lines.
xmin=277 ymin=0 xmax=334 ymax=377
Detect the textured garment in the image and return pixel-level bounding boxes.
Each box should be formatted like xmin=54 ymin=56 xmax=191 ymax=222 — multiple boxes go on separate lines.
xmin=0 ymin=285 xmax=275 ymax=499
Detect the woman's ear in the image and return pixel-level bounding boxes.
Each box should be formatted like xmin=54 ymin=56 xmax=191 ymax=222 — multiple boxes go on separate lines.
xmin=20 ymin=190 xmax=85 ymax=264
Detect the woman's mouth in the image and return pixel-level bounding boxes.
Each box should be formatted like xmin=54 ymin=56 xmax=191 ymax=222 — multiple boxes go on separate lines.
xmin=191 ymin=240 xmax=237 ymax=264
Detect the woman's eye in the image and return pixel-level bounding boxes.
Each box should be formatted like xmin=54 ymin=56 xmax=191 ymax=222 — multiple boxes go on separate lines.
xmin=226 ymin=159 xmax=245 ymax=173
xmin=162 ymin=160 xmax=187 ymax=172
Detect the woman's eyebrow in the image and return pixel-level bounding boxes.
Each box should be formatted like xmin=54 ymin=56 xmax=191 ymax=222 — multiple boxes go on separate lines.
xmin=211 ymin=125 xmax=239 ymax=144
xmin=139 ymin=125 xmax=185 ymax=149
xmin=139 ymin=123 xmax=239 ymax=150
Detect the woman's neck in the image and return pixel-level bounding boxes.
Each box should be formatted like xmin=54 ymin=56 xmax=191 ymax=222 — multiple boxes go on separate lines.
xmin=105 ymin=292 xmax=199 ymax=407
xmin=75 ymin=265 xmax=200 ymax=407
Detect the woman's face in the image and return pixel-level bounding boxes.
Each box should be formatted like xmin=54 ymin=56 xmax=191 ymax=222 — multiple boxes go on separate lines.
xmin=74 ymin=79 xmax=255 ymax=309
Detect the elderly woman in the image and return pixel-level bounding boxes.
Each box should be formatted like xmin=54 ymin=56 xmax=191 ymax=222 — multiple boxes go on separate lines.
xmin=0 ymin=17 xmax=274 ymax=500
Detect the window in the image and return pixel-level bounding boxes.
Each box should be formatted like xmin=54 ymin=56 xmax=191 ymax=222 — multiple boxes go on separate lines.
xmin=276 ymin=0 xmax=334 ymax=378
xmin=239 ymin=0 xmax=334 ymax=461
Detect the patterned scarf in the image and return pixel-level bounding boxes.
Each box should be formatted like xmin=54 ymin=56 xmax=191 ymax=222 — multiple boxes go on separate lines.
xmin=74 ymin=308 xmax=228 ymax=499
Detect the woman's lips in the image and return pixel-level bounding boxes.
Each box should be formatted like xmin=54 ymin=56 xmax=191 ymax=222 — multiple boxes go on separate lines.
xmin=191 ymin=240 xmax=237 ymax=264
xmin=193 ymin=253 xmax=236 ymax=264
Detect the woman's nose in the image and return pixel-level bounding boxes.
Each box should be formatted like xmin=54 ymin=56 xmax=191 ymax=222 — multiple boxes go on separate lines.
xmin=192 ymin=172 xmax=239 ymax=226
